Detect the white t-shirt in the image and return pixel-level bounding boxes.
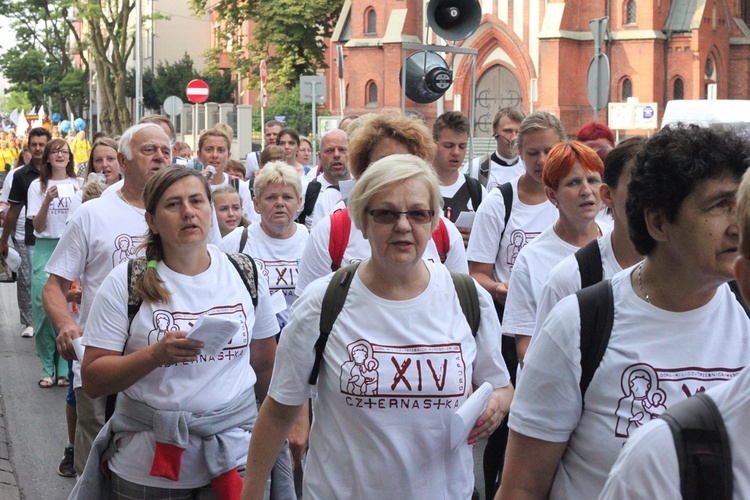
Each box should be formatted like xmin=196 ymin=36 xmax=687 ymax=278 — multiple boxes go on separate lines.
xmin=509 ymin=269 xmax=750 ymax=499
xmin=309 ymin=185 xmax=343 ymax=229
xmin=466 ymin=176 xmax=558 ymax=283
xmin=600 ymin=364 xmax=750 ymax=499
xmin=296 ymin=212 xmax=468 ymax=296
xmin=439 ymin=174 xmax=487 ymax=216
xmin=270 ymin=262 xmax=510 ymax=499
xmin=102 ymin=178 xmax=124 ymax=197
xmin=465 ymin=153 xmax=525 ymax=190
xmin=533 ymin=231 xmax=628 ymax=339
xmin=83 ymin=244 xmax=278 ymax=489
xmin=244 ymin=151 xmax=260 ymax=178
xmin=26 ymin=177 xmax=80 ymax=238
xmin=242 ymin=222 xmax=308 ymax=329
xmin=1 ymin=168 xmax=25 ymax=241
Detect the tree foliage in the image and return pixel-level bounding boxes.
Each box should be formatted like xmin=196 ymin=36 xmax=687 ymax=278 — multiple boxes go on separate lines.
xmin=0 ymin=0 xmax=87 ymax=117
xmin=126 ymin=54 xmax=235 ymax=111
xmin=191 ymin=0 xmax=344 ymax=91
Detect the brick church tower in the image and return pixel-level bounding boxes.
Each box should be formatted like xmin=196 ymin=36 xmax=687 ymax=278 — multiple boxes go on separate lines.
xmin=324 ymin=0 xmax=750 ymax=135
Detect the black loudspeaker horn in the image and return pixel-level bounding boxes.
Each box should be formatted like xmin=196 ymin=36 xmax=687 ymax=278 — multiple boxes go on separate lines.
xmin=427 ymin=0 xmax=482 ymax=41
xmin=399 ymin=51 xmax=454 ymax=104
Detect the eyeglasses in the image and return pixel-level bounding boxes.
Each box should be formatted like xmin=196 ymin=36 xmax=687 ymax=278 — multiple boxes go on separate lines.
xmin=51 ymin=149 xmax=70 ymax=156
xmin=368 ymin=209 xmax=435 ymax=224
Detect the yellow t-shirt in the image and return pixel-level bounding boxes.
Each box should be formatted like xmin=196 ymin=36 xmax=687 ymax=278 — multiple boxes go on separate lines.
xmin=72 ymin=139 xmax=91 ymax=163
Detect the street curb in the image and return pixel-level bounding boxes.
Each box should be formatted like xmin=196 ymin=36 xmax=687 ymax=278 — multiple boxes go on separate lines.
xmin=0 ymin=395 xmax=20 ymax=500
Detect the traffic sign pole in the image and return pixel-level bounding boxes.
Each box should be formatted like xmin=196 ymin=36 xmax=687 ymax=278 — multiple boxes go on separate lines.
xmin=185 ymin=79 xmax=210 ymax=159
xmin=260 ymin=61 xmax=267 ymax=149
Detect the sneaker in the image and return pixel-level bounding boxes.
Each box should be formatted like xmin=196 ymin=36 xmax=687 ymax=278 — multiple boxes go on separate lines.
xmin=57 ymin=446 xmax=75 ymax=477
xmin=21 ymin=326 xmax=34 ymax=338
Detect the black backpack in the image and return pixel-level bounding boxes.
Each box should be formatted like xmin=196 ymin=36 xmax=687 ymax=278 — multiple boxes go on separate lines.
xmin=296 ymin=181 xmax=340 ymax=226
xmin=308 ymin=262 xmax=481 ymax=384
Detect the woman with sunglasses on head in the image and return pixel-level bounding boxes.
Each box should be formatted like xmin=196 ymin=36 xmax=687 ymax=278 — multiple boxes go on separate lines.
xmin=242 ymin=155 xmax=513 ymax=499
xmin=26 ymin=138 xmax=80 ymax=388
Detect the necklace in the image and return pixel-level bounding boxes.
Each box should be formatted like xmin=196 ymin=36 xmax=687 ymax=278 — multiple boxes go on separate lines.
xmin=637 ymin=262 xmax=651 ymax=303
xmin=117 ymin=189 xmax=145 ymax=214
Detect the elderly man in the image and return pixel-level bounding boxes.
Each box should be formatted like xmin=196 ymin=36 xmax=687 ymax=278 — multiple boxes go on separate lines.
xmin=303 ymin=129 xmax=351 ymax=229
xmin=499 ymin=125 xmax=750 ymax=499
xmin=42 ymin=123 xmax=172 ymax=475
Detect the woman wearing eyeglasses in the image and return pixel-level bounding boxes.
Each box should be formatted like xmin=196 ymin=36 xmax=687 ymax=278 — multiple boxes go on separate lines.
xmin=241 ymin=155 xmax=513 ymax=499
xmin=26 ymin=138 xmax=80 ymax=388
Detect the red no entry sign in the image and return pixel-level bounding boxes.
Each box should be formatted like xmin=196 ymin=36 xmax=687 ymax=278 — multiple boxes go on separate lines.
xmin=186 ymin=79 xmax=209 ymax=104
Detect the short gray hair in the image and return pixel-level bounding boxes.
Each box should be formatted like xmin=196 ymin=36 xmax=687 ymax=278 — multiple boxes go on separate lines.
xmin=253 ymin=161 xmax=303 ymax=199
xmin=348 ymin=154 xmax=442 ymax=234
xmin=119 ymin=123 xmax=168 ymax=161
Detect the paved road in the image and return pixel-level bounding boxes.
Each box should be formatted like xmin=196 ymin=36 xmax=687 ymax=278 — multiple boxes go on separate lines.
xmin=0 ymin=282 xmax=491 ymax=500
xmin=0 ymin=282 xmax=73 ymax=500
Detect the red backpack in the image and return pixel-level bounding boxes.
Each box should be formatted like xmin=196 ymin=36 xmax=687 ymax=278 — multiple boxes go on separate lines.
xmin=328 ymin=208 xmax=450 ymax=271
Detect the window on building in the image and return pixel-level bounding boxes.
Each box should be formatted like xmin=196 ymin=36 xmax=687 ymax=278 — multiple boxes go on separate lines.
xmin=673 ymin=78 xmax=684 ymax=100
xmin=622 ymin=78 xmax=633 ymax=101
xmin=626 ymin=0 xmax=637 ymax=24
xmin=367 ymin=81 xmax=378 ymax=106
xmin=365 ymin=7 xmax=377 ymax=34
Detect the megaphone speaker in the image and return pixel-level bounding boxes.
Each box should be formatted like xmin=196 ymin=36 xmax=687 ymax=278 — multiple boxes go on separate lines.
xmin=427 ymin=0 xmax=482 ymax=41
xmin=400 ymin=51 xmax=454 ymax=104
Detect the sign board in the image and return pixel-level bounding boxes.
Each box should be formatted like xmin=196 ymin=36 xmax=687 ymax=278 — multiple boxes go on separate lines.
xmin=163 ymin=95 xmax=183 ymax=116
xmin=300 ymin=76 xmax=326 ymax=104
xmin=586 ymin=53 xmax=610 ymax=111
xmin=186 ymin=79 xmax=209 ymax=104
xmin=608 ymin=102 xmax=658 ymax=130
xmin=260 ymin=87 xmax=268 ymax=109
xmin=260 ymin=60 xmax=267 ymax=86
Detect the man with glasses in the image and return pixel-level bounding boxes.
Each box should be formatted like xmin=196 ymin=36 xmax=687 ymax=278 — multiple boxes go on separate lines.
xmin=0 ymin=126 xmax=51 ymax=338
xmin=466 ymin=107 xmax=525 ymax=190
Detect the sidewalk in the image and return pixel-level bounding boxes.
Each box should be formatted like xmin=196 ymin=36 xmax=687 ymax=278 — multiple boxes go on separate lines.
xmin=0 ymin=395 xmax=20 ymax=500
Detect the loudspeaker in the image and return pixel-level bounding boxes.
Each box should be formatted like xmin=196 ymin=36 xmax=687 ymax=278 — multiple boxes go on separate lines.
xmin=427 ymin=0 xmax=482 ymax=41
xmin=400 ymin=51 xmax=454 ymax=104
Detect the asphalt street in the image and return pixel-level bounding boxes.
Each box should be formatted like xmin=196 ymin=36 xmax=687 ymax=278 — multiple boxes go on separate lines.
xmin=0 ymin=281 xmax=490 ymax=500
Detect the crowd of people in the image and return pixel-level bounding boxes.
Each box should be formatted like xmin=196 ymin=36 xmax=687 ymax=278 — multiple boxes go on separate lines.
xmin=1 ymin=107 xmax=750 ymax=500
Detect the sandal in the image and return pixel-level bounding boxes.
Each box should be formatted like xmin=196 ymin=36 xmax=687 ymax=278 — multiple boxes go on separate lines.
xmin=38 ymin=376 xmax=54 ymax=388
xmin=56 ymin=377 xmax=70 ymax=387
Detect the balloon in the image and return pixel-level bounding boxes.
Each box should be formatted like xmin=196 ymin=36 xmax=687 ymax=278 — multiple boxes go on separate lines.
xmin=60 ymin=120 xmax=71 ymax=134
xmin=74 ymin=118 xmax=86 ymax=131
xmin=51 ymin=112 xmax=61 ymax=122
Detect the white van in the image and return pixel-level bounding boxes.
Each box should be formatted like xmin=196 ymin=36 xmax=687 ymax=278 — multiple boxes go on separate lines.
xmin=661 ymin=100 xmax=750 ymax=129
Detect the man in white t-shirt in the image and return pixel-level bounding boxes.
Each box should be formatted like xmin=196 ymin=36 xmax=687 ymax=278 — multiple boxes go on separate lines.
xmin=41 ymin=123 xmax=172 ymax=475
xmin=600 ymin=166 xmax=750 ymax=499
xmin=499 ymin=125 xmax=750 ymax=499
xmin=432 ymin=111 xmax=486 ymax=247
xmin=303 ymin=129 xmax=351 ymax=229
xmin=244 ymin=120 xmax=283 ymax=178
xmin=466 ymin=107 xmax=525 ymax=190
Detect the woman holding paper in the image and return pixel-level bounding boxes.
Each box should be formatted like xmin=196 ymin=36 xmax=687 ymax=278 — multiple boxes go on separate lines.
xmin=26 ymin=138 xmax=81 ymax=388
xmin=72 ymin=167 xmax=280 ymax=498
xmin=242 ymin=155 xmax=513 ymax=499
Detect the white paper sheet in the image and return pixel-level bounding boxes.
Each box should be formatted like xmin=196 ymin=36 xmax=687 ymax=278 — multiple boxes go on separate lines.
xmin=72 ymin=337 xmax=85 ymax=363
xmin=454 ymin=211 xmax=475 ymax=228
xmin=338 ymin=179 xmax=356 ymax=202
xmin=450 ymin=382 xmax=494 ymax=449
xmin=187 ymin=315 xmax=241 ymax=357
xmin=57 ymin=183 xmax=76 ymax=198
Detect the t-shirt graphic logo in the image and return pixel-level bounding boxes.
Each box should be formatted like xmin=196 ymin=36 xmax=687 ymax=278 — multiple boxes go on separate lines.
xmin=112 ymin=234 xmax=142 ymax=266
xmin=340 ymin=340 xmax=379 ymax=395
xmin=506 ymin=230 xmax=540 ymax=268
xmin=148 ymin=310 xmax=179 ymax=344
xmin=253 ymin=258 xmax=300 ymax=290
xmin=614 ymin=364 xmax=666 ymax=438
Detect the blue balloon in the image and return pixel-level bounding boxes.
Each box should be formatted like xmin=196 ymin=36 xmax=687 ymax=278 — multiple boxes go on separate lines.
xmin=60 ymin=120 xmax=71 ymax=134
xmin=74 ymin=118 xmax=86 ymax=131
xmin=51 ymin=112 xmax=61 ymax=122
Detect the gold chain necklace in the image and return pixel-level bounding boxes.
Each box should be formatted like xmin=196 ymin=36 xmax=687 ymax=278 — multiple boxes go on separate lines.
xmin=637 ymin=262 xmax=651 ymax=304
xmin=117 ymin=189 xmax=145 ymax=214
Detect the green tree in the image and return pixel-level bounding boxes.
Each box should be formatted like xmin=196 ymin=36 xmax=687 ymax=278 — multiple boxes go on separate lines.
xmin=191 ymin=0 xmax=344 ymax=91
xmin=0 ymin=90 xmax=32 ymax=114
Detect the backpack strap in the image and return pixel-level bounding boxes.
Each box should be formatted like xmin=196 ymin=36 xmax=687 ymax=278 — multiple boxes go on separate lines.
xmin=450 ymin=272 xmax=480 ymax=337
xmin=574 ymin=239 xmax=604 ymax=289
xmin=727 ymin=280 xmax=750 ymax=318
xmin=239 ymin=226 xmax=249 ymax=253
xmin=226 ymin=252 xmax=259 ymax=308
xmin=464 ymin=175 xmax=483 ymax=212
xmin=297 ymin=179 xmax=322 ymax=225
xmin=432 ymin=218 xmax=449 ymax=264
xmin=127 ymin=257 xmax=148 ymax=330
xmin=498 ymin=182 xmax=513 ymax=241
xmin=247 ymin=176 xmax=255 ymax=198
xmin=576 ymin=279 xmax=614 ymax=407
xmin=661 ymin=392 xmax=733 ymax=500
xmin=230 ymin=176 xmax=239 ymax=191
xmin=309 ymin=262 xmax=360 ymax=384
xmin=478 ymin=154 xmax=491 ymax=188
xmin=328 ymin=208 xmax=352 ymax=271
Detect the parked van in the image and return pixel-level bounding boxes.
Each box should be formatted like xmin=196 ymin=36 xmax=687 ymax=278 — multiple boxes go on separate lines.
xmin=661 ymin=99 xmax=750 ymax=129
